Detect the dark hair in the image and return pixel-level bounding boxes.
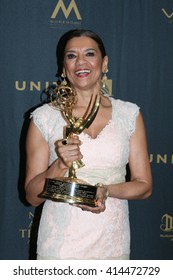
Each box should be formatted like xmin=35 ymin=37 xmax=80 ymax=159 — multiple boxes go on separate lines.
xmin=56 ymin=29 xmax=107 ymax=77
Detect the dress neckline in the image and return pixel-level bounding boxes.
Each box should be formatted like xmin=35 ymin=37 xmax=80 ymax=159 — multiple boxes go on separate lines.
xmin=60 ymin=96 xmax=114 ymax=140
xmin=82 ymin=119 xmax=113 ymax=140
xmin=81 ymin=97 xmax=113 ymax=140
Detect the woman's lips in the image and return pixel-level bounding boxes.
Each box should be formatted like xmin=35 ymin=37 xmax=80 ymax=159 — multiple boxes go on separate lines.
xmin=75 ymin=69 xmax=91 ymax=76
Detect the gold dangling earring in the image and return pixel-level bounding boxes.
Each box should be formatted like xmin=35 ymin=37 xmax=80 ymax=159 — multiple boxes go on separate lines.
xmin=101 ymin=69 xmax=108 ymax=88
xmin=61 ymin=72 xmax=67 ymax=86
xmin=101 ymin=69 xmax=109 ymax=96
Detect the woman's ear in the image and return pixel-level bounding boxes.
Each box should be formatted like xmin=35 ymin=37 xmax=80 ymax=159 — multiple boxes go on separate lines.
xmin=102 ymin=56 xmax=108 ymax=73
xmin=62 ymin=67 xmax=66 ymax=76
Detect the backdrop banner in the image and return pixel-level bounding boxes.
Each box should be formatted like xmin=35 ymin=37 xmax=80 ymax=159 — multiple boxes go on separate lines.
xmin=0 ymin=0 xmax=173 ymax=260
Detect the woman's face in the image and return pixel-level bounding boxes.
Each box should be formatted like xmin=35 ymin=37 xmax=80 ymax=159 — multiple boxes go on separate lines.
xmin=63 ymin=36 xmax=108 ymax=91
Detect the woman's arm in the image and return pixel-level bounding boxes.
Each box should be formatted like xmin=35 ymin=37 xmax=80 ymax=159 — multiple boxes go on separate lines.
xmin=25 ymin=120 xmax=68 ymax=206
xmin=25 ymin=120 xmax=83 ymax=207
xmin=72 ymin=112 xmax=152 ymax=214
xmin=107 ymin=112 xmax=152 ymax=200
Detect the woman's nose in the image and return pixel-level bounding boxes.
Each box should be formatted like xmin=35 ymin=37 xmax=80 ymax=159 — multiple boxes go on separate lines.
xmin=76 ymin=54 xmax=85 ymax=65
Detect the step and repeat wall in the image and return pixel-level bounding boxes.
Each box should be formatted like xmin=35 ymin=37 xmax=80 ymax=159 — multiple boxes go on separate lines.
xmin=0 ymin=0 xmax=173 ymax=260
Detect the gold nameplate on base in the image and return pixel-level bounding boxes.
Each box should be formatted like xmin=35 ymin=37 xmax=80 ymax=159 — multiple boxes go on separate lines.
xmin=39 ymin=84 xmax=100 ymax=207
xmin=40 ymin=178 xmax=97 ymax=207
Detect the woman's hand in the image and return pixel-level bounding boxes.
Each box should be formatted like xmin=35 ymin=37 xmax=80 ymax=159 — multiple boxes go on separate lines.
xmin=75 ymin=184 xmax=108 ymax=214
xmin=54 ymin=134 xmax=83 ymax=168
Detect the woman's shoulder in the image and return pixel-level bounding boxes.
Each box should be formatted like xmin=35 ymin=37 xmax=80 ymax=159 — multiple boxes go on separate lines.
xmin=30 ymin=103 xmax=63 ymax=141
xmin=31 ymin=103 xmax=56 ymax=115
xmin=109 ymin=97 xmax=140 ymax=118
xmin=109 ymin=97 xmax=140 ymax=135
xmin=109 ymin=97 xmax=139 ymax=112
xmin=31 ymin=103 xmax=62 ymax=121
xmin=31 ymin=103 xmax=62 ymax=128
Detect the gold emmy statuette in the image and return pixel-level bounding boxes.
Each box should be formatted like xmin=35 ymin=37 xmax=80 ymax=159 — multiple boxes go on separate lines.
xmin=39 ymin=84 xmax=100 ymax=207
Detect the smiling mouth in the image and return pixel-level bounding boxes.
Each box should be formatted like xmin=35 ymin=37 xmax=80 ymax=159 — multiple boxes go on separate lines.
xmin=75 ymin=69 xmax=91 ymax=75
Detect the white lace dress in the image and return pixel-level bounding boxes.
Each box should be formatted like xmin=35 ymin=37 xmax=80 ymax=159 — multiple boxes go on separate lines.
xmin=32 ymin=97 xmax=139 ymax=259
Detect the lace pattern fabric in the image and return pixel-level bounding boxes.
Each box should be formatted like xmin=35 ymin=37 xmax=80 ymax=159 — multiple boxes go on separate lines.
xmin=31 ymin=97 xmax=139 ymax=259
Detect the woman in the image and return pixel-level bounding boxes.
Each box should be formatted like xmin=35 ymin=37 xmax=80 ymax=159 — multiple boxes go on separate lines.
xmin=25 ymin=29 xmax=152 ymax=260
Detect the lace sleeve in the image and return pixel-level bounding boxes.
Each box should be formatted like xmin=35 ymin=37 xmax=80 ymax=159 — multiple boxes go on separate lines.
xmin=30 ymin=104 xmax=50 ymax=142
xmin=112 ymin=98 xmax=140 ymax=137
xmin=124 ymin=101 xmax=140 ymax=136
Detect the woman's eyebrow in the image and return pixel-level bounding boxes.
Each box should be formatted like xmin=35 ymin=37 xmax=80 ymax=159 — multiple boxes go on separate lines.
xmin=65 ymin=48 xmax=96 ymax=53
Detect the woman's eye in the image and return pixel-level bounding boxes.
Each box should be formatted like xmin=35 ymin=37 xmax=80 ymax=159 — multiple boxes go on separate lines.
xmin=86 ymin=52 xmax=95 ymax=56
xmin=67 ymin=53 xmax=76 ymax=59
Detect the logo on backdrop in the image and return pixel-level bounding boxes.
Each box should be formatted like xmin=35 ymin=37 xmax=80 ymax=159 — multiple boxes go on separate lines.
xmin=162 ymin=8 xmax=173 ymax=23
xmin=149 ymin=153 xmax=173 ymax=165
xmin=19 ymin=212 xmax=33 ymax=242
xmin=160 ymin=214 xmax=173 ymax=241
xmin=15 ymin=80 xmax=113 ymax=95
xmin=50 ymin=0 xmax=82 ymax=28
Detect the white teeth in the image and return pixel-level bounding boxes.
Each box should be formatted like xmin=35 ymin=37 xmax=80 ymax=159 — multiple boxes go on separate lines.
xmin=75 ymin=70 xmax=91 ymax=75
